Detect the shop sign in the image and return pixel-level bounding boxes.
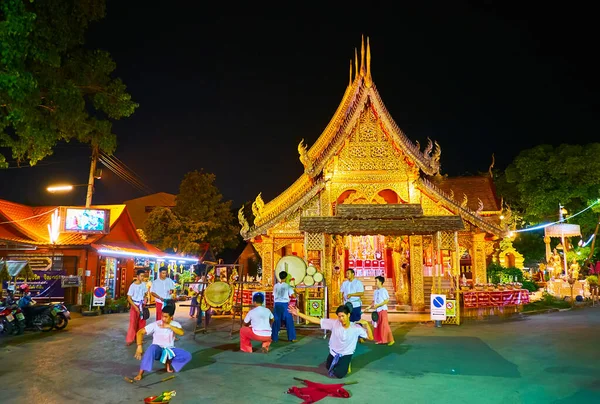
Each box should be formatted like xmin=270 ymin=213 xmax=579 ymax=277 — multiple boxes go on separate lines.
xmin=61 ymin=276 xmax=81 ymax=288
xmin=2 ymin=270 xmax=65 ymax=299
xmin=7 ymin=253 xmax=63 ymax=271
xmin=430 ymin=294 xmax=447 ymax=321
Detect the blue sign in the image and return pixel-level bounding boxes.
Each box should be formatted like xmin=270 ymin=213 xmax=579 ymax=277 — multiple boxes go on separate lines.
xmin=433 ymin=296 xmax=444 ymax=308
xmin=94 ymin=287 xmax=106 ymax=298
xmin=3 ymin=270 xmax=65 ymax=299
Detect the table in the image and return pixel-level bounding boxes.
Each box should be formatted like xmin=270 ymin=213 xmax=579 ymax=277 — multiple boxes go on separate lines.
xmin=462 ymin=289 xmax=530 ymax=318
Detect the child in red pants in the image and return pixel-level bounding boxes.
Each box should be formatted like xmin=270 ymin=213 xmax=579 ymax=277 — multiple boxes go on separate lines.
xmin=240 ymin=293 xmax=273 ymax=353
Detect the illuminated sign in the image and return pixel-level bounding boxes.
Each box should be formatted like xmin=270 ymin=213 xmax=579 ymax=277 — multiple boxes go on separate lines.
xmin=60 ymin=208 xmax=110 ymax=234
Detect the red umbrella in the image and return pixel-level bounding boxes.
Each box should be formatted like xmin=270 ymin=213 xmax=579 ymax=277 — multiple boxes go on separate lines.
xmin=287 ymin=378 xmax=356 ymax=404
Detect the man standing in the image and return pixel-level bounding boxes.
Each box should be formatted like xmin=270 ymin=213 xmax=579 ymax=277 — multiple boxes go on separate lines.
xmin=340 ymin=268 xmax=364 ymax=322
xmin=126 ymin=269 xmax=148 ymax=346
xmin=271 ymin=271 xmax=296 ymax=343
xmin=289 ymin=304 xmax=372 ymax=378
xmin=133 ymin=305 xmax=191 ymax=380
xmin=150 ymin=267 xmax=176 ymax=321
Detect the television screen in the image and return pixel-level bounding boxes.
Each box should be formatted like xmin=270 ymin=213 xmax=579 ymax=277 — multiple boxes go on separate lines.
xmin=63 ymin=208 xmax=109 ymax=234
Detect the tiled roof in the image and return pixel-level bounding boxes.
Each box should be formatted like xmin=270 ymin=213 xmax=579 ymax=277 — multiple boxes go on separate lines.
xmin=429 ymin=175 xmax=501 ymax=213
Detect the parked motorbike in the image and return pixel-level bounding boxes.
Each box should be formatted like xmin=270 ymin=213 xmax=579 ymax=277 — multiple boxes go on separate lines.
xmin=0 ymin=293 xmax=25 ymax=335
xmin=51 ymin=302 xmax=70 ymax=330
xmin=21 ymin=304 xmax=56 ymax=332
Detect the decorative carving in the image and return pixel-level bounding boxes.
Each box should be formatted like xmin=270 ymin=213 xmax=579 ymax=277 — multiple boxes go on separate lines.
xmin=305 ymin=232 xmax=324 ymax=250
xmin=424 ymin=138 xmax=433 ymax=156
xmin=461 ymin=194 xmax=468 ymax=208
xmin=252 ymin=193 xmax=265 ymax=222
xmin=472 ymin=233 xmax=487 ymax=284
xmin=298 ymin=139 xmax=314 ymax=175
xmin=476 ymin=198 xmax=484 ymax=215
xmin=238 ymin=206 xmax=249 ymax=236
xmin=449 ymin=189 xmax=454 ymax=200
xmin=409 ymin=235 xmax=424 ymax=309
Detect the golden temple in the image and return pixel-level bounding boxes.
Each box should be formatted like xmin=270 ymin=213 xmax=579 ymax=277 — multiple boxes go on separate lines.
xmin=239 ymin=37 xmax=511 ymax=313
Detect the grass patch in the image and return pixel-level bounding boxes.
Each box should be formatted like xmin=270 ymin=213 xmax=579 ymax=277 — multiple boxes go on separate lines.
xmin=523 ymin=293 xmax=571 ymax=312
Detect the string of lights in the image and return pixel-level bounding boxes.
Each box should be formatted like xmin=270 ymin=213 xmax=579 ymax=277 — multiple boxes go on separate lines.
xmin=514 ymin=198 xmax=600 ymax=234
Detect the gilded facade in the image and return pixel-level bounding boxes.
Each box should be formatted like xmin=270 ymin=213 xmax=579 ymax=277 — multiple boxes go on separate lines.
xmin=240 ymin=37 xmax=506 ymax=312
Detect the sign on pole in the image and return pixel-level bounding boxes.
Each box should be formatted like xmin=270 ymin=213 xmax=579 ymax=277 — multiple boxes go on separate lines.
xmin=93 ymin=287 xmax=106 ymax=306
xmin=445 ymin=300 xmax=456 ymax=317
xmin=430 ymin=294 xmax=447 ymax=321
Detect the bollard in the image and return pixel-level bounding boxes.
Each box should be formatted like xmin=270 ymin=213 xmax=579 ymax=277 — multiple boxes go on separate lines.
xmin=434 ymin=320 xmax=442 ymax=328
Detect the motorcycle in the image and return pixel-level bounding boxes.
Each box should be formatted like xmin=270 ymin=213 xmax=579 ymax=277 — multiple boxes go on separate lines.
xmin=50 ymin=302 xmax=70 ymax=330
xmin=21 ymin=304 xmax=56 ymax=332
xmin=0 ymin=293 xmax=25 ymax=336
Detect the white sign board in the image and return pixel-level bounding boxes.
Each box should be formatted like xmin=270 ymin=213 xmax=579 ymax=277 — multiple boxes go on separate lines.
xmin=430 ymin=294 xmax=447 ymax=321
xmin=93 ymin=287 xmax=106 ymax=306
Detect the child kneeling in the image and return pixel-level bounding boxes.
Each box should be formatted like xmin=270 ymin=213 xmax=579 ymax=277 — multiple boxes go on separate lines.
xmin=240 ymin=293 xmax=274 ymax=353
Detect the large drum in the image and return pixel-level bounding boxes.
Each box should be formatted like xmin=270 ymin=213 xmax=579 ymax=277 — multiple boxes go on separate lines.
xmin=275 ymin=256 xmax=307 ymax=285
xmin=202 ymin=281 xmax=233 ymax=311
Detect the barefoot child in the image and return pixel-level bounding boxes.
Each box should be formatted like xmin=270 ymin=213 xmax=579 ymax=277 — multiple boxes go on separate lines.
xmin=240 ymin=293 xmax=274 ymax=353
xmin=289 ymin=304 xmax=373 ymax=378
xmin=133 ymin=305 xmax=191 ymax=380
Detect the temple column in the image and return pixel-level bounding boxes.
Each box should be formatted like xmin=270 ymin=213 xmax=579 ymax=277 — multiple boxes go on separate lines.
xmin=472 ymin=233 xmax=487 ymax=284
xmin=258 ymin=236 xmax=274 ymax=287
xmin=409 ymin=235 xmax=424 ymax=310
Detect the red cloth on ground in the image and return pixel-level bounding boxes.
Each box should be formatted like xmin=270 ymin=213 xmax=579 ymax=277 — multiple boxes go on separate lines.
xmin=287 ymin=380 xmax=351 ymax=404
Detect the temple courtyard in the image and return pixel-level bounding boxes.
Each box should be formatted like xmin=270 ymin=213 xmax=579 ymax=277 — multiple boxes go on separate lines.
xmin=0 ymin=306 xmax=598 ymax=404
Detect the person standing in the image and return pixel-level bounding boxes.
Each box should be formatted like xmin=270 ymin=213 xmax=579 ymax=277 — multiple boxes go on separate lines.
xmin=368 ymin=276 xmax=395 ymax=346
xmin=126 ymin=269 xmax=148 ymax=346
xmin=133 ymin=305 xmax=191 ymax=380
xmin=150 ymin=267 xmax=176 ymax=321
xmin=340 ymin=268 xmax=364 ymax=322
xmin=189 ymin=292 xmax=199 ymax=318
xmin=240 ymin=293 xmax=274 ymax=353
xmin=288 ymin=304 xmax=372 ymax=378
xmin=271 ymin=271 xmax=296 ymax=343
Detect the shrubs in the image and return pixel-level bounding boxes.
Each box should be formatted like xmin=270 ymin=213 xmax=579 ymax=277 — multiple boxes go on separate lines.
xmin=487 ymin=263 xmax=524 ymax=284
xmin=521 ymin=280 xmax=538 ymax=292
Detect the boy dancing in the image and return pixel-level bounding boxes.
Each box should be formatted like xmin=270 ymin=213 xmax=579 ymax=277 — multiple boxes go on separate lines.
xmin=288 ymin=304 xmax=373 ymax=378
xmin=133 ymin=305 xmax=191 ymax=380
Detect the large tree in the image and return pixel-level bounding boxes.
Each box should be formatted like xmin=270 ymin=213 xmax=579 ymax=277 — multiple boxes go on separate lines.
xmin=497 ymin=143 xmax=600 ymax=261
xmin=0 ymin=0 xmax=137 ymax=167
xmin=145 ymin=170 xmax=239 ymax=255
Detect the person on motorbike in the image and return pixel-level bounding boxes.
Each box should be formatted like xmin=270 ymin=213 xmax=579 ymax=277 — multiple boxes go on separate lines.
xmin=18 ymin=284 xmax=35 ymax=309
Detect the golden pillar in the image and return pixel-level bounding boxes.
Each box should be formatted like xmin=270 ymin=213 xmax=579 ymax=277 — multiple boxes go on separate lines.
xmin=544 ymin=235 xmax=551 ymax=263
xmin=259 ymin=236 xmax=274 ymax=287
xmin=409 ymin=235 xmax=424 ymax=310
xmin=472 ymin=233 xmax=487 ymax=284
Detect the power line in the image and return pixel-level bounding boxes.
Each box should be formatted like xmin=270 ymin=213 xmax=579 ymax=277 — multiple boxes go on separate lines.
xmin=98 ymin=152 xmax=154 ymax=194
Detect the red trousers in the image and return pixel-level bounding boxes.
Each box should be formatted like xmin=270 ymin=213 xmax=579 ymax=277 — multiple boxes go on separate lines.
xmin=373 ymin=310 xmax=394 ymax=344
xmin=239 ymin=326 xmax=271 ymax=353
xmin=126 ymin=307 xmax=146 ymax=344
xmin=155 ymin=300 xmax=163 ymax=321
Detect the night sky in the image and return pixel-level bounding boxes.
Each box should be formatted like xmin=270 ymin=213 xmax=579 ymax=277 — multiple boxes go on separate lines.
xmin=1 ymin=2 xmax=597 ymax=210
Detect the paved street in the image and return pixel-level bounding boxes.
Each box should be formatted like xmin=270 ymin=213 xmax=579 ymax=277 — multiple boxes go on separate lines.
xmin=1 ymin=306 xmax=599 ymax=404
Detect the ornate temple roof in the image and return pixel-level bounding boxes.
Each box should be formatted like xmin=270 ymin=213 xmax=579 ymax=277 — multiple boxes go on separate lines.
xmin=242 ymin=37 xmax=504 ymax=239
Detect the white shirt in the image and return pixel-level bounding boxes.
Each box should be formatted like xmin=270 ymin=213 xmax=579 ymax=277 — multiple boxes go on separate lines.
xmin=144 ymin=320 xmax=182 ymax=348
xmin=273 ymin=282 xmax=294 ymax=303
xmin=373 ymin=287 xmax=389 ymax=312
xmin=320 ymin=319 xmax=368 ymax=356
xmin=151 ymin=277 xmax=176 ymax=303
xmin=127 ymin=282 xmax=146 ymax=303
xmin=244 ymin=306 xmax=274 ymax=337
xmin=341 ymin=279 xmax=364 ymax=308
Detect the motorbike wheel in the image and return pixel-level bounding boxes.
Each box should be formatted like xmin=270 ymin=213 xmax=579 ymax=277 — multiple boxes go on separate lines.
xmin=1 ymin=319 xmax=14 ymax=335
xmin=54 ymin=313 xmax=68 ymax=330
xmin=37 ymin=314 xmax=55 ymax=332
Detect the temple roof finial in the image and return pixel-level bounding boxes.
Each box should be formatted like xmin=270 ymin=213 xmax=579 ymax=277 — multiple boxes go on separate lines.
xmin=349 ymin=59 xmax=353 ymax=86
xmin=354 ymin=48 xmax=358 ymax=81
xmin=365 ymin=36 xmax=372 ymax=87
xmin=360 ymin=35 xmax=366 ymax=76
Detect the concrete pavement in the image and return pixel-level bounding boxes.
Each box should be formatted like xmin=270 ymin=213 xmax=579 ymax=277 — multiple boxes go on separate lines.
xmin=0 ymin=306 xmax=599 ymax=403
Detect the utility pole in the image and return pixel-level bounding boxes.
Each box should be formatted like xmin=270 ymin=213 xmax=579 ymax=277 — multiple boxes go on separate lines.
xmin=85 ymin=145 xmax=99 ymax=208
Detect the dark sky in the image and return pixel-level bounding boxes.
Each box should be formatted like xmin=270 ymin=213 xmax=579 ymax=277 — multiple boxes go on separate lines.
xmin=1 ymin=2 xmax=597 ymax=209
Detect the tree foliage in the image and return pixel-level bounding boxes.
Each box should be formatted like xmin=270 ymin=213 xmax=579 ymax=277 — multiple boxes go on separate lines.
xmin=0 ymin=0 xmax=137 ymax=167
xmin=145 ymin=170 xmax=239 ymax=255
xmin=497 ymin=144 xmax=600 ymax=261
